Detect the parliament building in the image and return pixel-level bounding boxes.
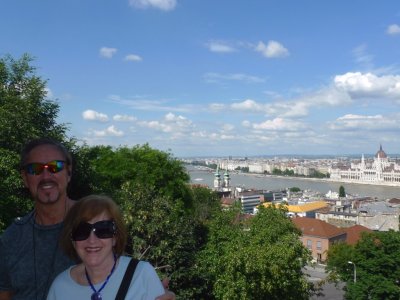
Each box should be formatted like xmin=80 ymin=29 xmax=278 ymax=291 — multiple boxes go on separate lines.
xmin=329 ymin=145 xmax=400 ymax=185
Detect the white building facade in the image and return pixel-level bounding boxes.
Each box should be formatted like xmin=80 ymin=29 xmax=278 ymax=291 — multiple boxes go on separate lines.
xmin=329 ymin=145 xmax=400 ymax=185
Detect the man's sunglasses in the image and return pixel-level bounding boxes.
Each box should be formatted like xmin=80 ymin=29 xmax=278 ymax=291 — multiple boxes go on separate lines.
xmin=71 ymin=220 xmax=116 ymax=241
xmin=23 ymin=160 xmax=66 ymax=175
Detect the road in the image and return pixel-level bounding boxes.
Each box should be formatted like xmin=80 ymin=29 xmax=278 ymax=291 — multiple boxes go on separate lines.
xmin=304 ymin=264 xmax=345 ymax=300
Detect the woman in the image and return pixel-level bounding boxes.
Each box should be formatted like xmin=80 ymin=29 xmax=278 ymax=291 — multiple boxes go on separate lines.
xmin=47 ymin=195 xmax=165 ymax=300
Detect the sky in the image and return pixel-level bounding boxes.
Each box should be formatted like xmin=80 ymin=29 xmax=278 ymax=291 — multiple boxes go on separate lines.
xmin=1 ymin=0 xmax=400 ymax=158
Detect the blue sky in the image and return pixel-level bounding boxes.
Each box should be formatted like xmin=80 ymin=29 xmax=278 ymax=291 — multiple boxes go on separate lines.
xmin=1 ymin=0 xmax=400 ymax=157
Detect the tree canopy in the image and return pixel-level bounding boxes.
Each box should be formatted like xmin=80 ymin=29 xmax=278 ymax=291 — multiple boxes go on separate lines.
xmin=0 ymin=54 xmax=71 ymax=230
xmin=339 ymin=185 xmax=346 ymax=198
xmin=326 ymin=230 xmax=400 ymax=299
xmin=198 ymin=204 xmax=314 ymax=299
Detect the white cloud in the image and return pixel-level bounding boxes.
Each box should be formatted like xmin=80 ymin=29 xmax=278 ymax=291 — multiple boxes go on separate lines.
xmin=113 ymin=114 xmax=137 ymax=122
xmin=99 ymin=47 xmax=117 ymax=58
xmin=221 ymin=123 xmax=235 ymax=132
xmin=138 ymin=113 xmax=193 ymax=134
xmin=129 ymin=0 xmax=176 ymax=11
xmin=268 ymin=87 xmax=352 ymax=118
xmin=252 ymin=118 xmax=306 ymax=131
xmin=82 ymin=110 xmax=109 ymax=122
xmin=329 ymin=114 xmax=399 ymax=131
xmin=386 ymin=24 xmax=400 ymax=35
xmin=109 ymin=95 xmax=192 ymax=112
xmin=204 ymin=72 xmax=265 ymax=84
xmin=207 ymin=41 xmax=236 ymax=53
xmin=329 ymin=114 xmax=400 ymax=131
xmin=164 ymin=112 xmax=192 ymax=127
xmin=352 ymin=44 xmax=374 ymax=67
xmin=208 ymin=103 xmax=226 ymax=112
xmin=231 ymin=99 xmax=264 ymax=112
xmin=93 ymin=125 xmax=124 ymax=137
xmin=125 ymin=54 xmax=142 ymax=62
xmin=138 ymin=120 xmax=170 ymax=132
xmin=220 ymin=134 xmax=235 ymax=140
xmin=255 ymin=40 xmax=289 ymax=58
xmin=242 ymin=120 xmax=251 ymax=127
xmin=191 ymin=131 xmax=208 ymax=138
xmin=334 ymin=72 xmax=400 ymax=98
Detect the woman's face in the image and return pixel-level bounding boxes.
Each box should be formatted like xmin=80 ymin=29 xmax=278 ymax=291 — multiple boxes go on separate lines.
xmin=73 ymin=212 xmax=116 ymax=270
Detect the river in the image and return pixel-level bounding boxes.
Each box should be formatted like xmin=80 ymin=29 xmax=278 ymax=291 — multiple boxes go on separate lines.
xmin=187 ymin=166 xmax=400 ymax=200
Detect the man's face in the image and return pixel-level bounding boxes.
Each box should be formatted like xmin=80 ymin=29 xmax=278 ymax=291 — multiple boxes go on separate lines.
xmin=21 ymin=144 xmax=71 ymax=205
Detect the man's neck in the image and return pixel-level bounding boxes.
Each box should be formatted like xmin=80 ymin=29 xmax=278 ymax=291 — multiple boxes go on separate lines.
xmin=34 ymin=198 xmax=73 ymax=225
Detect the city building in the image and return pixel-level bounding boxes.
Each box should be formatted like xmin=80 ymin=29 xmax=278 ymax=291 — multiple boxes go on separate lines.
xmin=329 ymin=145 xmax=400 ymax=185
xmin=343 ymin=225 xmax=372 ymax=245
xmin=213 ymin=166 xmax=232 ymax=194
xmin=292 ymin=217 xmax=347 ymax=263
xmin=263 ymin=201 xmax=329 ymax=218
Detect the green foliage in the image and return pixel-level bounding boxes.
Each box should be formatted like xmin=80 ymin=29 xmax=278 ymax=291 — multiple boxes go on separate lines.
xmin=198 ymin=204 xmax=313 ymax=299
xmin=0 ymin=54 xmax=68 ymax=152
xmin=235 ymin=166 xmax=249 ymax=172
xmin=289 ymin=187 xmax=301 ymax=192
xmin=0 ymin=54 xmax=70 ymax=232
xmin=0 ymin=148 xmax=32 ymax=230
xmin=67 ymin=143 xmax=98 ymax=200
xmin=117 ymin=183 xmax=199 ymax=299
xmin=326 ymin=242 xmax=355 ymax=282
xmin=326 ymin=231 xmax=400 ymax=299
xmin=190 ymin=186 xmax=220 ymax=223
xmin=86 ymin=144 xmax=192 ymax=208
xmin=339 ymin=185 xmax=346 ymax=198
xmin=311 ymin=170 xmax=328 ymax=178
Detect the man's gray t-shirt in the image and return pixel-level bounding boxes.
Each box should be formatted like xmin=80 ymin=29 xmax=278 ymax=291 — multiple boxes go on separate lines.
xmin=0 ymin=212 xmax=74 ymax=300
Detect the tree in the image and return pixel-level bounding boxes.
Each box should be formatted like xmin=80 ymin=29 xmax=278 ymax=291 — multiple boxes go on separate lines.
xmin=85 ymin=144 xmax=192 ymax=208
xmin=0 ymin=54 xmax=70 ymax=232
xmin=0 ymin=54 xmax=68 ymax=152
xmin=198 ymin=204 xmax=314 ymax=299
xmin=290 ymin=187 xmax=301 ymax=193
xmin=118 ymin=182 xmax=199 ymax=299
xmin=326 ymin=230 xmax=400 ymax=299
xmin=339 ymin=185 xmax=346 ymax=198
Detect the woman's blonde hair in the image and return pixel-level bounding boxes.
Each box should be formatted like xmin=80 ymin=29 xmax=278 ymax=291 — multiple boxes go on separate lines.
xmin=60 ymin=194 xmax=128 ymax=262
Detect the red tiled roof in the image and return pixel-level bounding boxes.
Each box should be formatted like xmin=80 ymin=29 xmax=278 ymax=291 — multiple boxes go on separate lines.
xmin=292 ymin=217 xmax=346 ymax=239
xmin=343 ymin=225 xmax=372 ymax=245
xmin=221 ymin=197 xmax=235 ymax=205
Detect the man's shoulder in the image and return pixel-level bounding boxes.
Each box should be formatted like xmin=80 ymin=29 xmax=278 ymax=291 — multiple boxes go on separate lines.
xmin=13 ymin=211 xmax=34 ymax=225
xmin=1 ymin=212 xmax=33 ymax=239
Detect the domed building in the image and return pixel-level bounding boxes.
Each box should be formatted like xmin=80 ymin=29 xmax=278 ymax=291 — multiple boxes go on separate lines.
xmin=375 ymin=144 xmax=387 ymax=159
xmin=330 ymin=145 xmax=400 ymax=185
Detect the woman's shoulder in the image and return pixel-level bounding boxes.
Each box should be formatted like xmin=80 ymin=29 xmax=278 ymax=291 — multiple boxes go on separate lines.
xmin=53 ymin=265 xmax=75 ymax=283
xmin=119 ymin=256 xmax=153 ymax=272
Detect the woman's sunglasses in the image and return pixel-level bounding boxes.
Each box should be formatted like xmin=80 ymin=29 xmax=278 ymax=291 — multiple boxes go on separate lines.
xmin=71 ymin=220 xmax=116 ymax=241
xmin=23 ymin=160 xmax=65 ymax=175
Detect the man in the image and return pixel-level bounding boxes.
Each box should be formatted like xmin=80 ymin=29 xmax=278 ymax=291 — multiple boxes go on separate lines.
xmin=0 ymin=138 xmax=174 ymax=300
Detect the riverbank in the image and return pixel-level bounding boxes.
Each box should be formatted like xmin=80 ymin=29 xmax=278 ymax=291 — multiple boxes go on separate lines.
xmin=239 ymin=172 xmax=400 ymax=187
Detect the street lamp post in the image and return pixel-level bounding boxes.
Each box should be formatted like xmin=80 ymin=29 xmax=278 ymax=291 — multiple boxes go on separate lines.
xmin=348 ymin=261 xmax=357 ymax=283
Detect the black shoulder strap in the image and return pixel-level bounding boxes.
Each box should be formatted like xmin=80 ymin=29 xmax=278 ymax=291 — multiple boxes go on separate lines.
xmin=115 ymin=258 xmax=139 ymax=300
